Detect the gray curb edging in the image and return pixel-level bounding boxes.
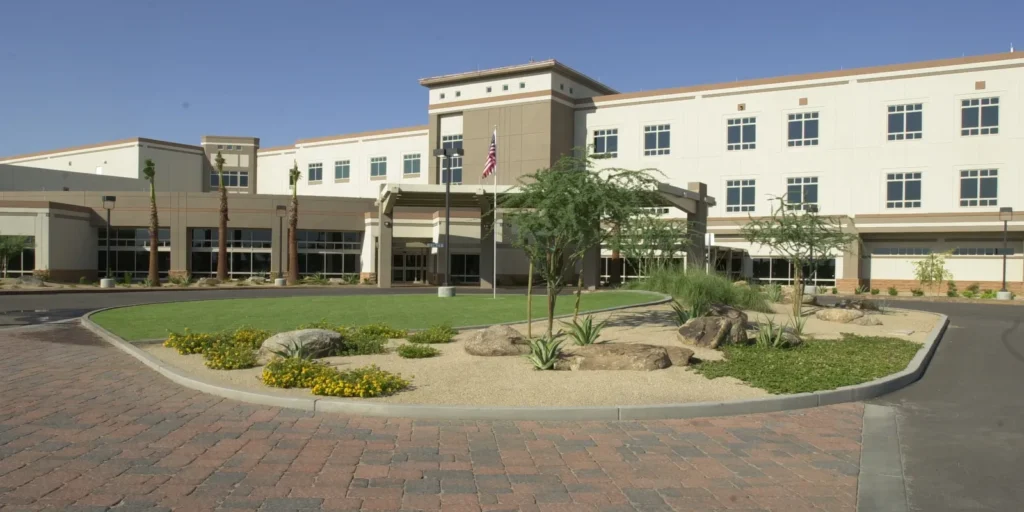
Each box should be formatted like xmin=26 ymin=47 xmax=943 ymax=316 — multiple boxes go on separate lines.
xmin=80 ymin=300 xmax=948 ymax=421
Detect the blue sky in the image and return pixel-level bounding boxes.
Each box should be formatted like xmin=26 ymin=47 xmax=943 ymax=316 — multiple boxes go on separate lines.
xmin=1 ymin=0 xmax=1021 ymax=156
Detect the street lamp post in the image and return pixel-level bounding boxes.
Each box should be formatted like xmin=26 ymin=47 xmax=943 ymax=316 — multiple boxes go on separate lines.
xmin=275 ymin=205 xmax=287 ymax=285
xmin=433 ymin=146 xmax=464 ymax=297
xmin=101 ymin=196 xmax=117 ymax=288
xmin=998 ymin=207 xmax=1013 ymax=300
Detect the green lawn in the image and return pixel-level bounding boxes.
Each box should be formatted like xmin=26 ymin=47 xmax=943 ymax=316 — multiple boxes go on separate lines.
xmin=92 ymin=291 xmax=660 ymax=341
xmin=694 ymin=334 xmax=922 ymax=394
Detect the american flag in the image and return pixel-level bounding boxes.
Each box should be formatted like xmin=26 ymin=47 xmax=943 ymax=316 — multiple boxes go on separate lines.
xmin=482 ymin=130 xmax=497 ymax=179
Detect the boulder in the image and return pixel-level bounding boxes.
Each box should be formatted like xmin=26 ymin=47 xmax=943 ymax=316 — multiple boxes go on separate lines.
xmin=555 ymin=344 xmax=678 ymax=371
xmin=196 ymin=277 xmax=220 ymax=286
xmin=706 ymin=304 xmax=749 ymax=324
xmin=850 ymin=315 xmax=883 ymax=326
xmin=732 ymin=281 xmax=749 ymax=287
xmin=834 ymin=299 xmax=878 ymax=311
xmin=16 ymin=276 xmax=45 ymax=287
xmin=677 ymin=316 xmax=748 ymax=349
xmin=665 ymin=346 xmax=695 ymax=367
xmin=815 ymin=308 xmax=865 ymax=323
xmin=465 ymin=325 xmax=530 ymax=356
xmin=247 ymin=276 xmax=267 ymax=285
xmin=258 ymin=329 xmax=340 ymax=362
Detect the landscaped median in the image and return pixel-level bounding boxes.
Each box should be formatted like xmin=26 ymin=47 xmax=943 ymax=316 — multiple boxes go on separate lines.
xmin=83 ymin=287 xmax=948 ymax=420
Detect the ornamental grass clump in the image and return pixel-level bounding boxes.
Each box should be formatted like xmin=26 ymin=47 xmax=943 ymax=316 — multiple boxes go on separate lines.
xmin=261 ymin=358 xmax=333 ymax=388
xmin=310 ymin=365 xmax=409 ymax=397
xmin=397 ymin=343 xmax=440 ymax=358
xmin=203 ymin=342 xmax=257 ymax=370
xmin=163 ymin=329 xmax=219 ymax=355
xmin=406 ymin=324 xmax=458 ymax=344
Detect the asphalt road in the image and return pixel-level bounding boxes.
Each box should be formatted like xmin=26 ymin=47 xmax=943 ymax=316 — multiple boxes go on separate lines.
xmin=869 ymin=300 xmax=1024 ymax=511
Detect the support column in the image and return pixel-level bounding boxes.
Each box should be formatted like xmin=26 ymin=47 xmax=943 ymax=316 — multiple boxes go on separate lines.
xmin=169 ymin=193 xmax=189 ymax=276
xmin=479 ymin=203 xmax=495 ymax=289
xmin=837 ymin=232 xmax=863 ymax=294
xmin=271 ymin=209 xmax=285 ymax=277
xmin=685 ymin=182 xmax=708 ymax=270
xmin=377 ymin=209 xmax=393 ymax=288
xmin=582 ymin=244 xmax=601 ymax=290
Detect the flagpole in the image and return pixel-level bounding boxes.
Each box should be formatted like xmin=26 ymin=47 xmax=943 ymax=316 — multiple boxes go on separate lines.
xmin=492 ymin=125 xmax=498 ymax=299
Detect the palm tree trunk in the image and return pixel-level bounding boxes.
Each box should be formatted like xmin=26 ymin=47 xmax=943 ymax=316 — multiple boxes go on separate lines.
xmin=148 ymin=181 xmax=160 ymax=286
xmin=287 ymin=195 xmax=299 ymax=285
xmin=526 ymin=260 xmax=533 ymax=339
xmin=217 ymin=175 xmax=229 ymax=282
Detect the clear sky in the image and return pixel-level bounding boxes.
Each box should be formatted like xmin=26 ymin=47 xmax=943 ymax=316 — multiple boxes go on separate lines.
xmin=1 ymin=0 xmax=1021 ymax=156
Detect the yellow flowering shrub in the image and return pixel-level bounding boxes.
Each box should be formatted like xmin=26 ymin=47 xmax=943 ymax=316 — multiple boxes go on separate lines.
xmin=356 ymin=323 xmax=407 ymax=341
xmin=261 ymin=358 xmax=333 ymax=388
xmin=231 ymin=327 xmax=271 ymax=350
xmin=310 ymin=365 xmax=410 ymax=398
xmin=203 ymin=342 xmax=257 ymax=370
xmin=163 ymin=329 xmax=218 ymax=355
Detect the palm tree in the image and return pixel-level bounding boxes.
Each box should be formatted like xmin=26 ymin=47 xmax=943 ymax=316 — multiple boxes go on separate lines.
xmin=0 ymin=235 xmax=28 ymax=278
xmin=215 ymin=151 xmax=229 ymax=281
xmin=142 ymin=159 xmax=160 ymax=287
xmin=287 ymin=162 xmax=301 ymax=285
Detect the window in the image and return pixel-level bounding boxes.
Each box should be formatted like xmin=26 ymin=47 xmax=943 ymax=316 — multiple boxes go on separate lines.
xmin=787 ymin=112 xmax=819 ymax=146
xmin=593 ymin=129 xmax=618 ymax=158
xmin=569 ymin=87 xmax=574 ymax=94
xmin=308 ymin=163 xmax=323 ymax=183
xmin=502 ymin=84 xmax=508 ymax=91
xmin=334 ymin=160 xmax=350 ymax=180
xmin=786 ymin=177 xmax=818 ymax=210
xmin=440 ymin=93 xmax=445 ymax=99
xmin=643 ymin=124 xmax=670 ymax=156
xmin=887 ymin=104 xmax=923 ymax=140
xmin=3 ymin=235 xmax=35 ymax=276
xmin=97 ymin=229 xmax=170 ymax=279
xmin=235 ymin=145 xmax=242 ymax=150
xmin=210 ymin=170 xmax=249 ymax=188
xmin=455 ymin=91 xmax=461 ymax=98
xmin=961 ymin=97 xmax=999 ymax=136
xmin=559 ymin=84 xmax=564 ymax=90
xmin=217 ymin=145 xmax=223 ymax=149
xmin=726 ymin=179 xmax=756 ymax=212
xmin=519 ymin=82 xmax=526 ymax=89
xmin=440 ymin=134 xmax=463 ymax=184
xmin=451 ymin=254 xmax=481 ymax=284
xmin=486 ymin=86 xmax=492 ymax=93
xmin=189 ymin=228 xmax=271 ymax=278
xmin=727 ymin=117 xmax=756 ymax=150
xmin=370 ymin=157 xmax=387 ymax=178
xmin=751 ymin=257 xmax=836 ymax=285
xmin=886 ymin=172 xmax=922 ymax=209
xmin=871 ymin=247 xmax=932 ymax=256
xmin=959 ymin=169 xmax=997 ymax=206
xmin=403 ymin=154 xmax=421 ymax=175
xmin=952 ymin=247 xmax=1014 ymax=256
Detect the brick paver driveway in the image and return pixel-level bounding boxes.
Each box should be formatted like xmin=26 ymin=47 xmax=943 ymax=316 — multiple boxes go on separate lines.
xmin=0 ymin=323 xmax=862 ymax=511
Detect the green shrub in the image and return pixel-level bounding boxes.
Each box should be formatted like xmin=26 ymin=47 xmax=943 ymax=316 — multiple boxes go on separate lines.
xmin=981 ymin=289 xmax=997 ymax=299
xmin=870 ymin=288 xmax=880 ymax=295
xmin=855 ymin=285 xmax=868 ymax=295
xmin=203 ymin=342 xmax=258 ymax=370
xmin=754 ymin=316 xmax=793 ymax=349
xmin=961 ymin=291 xmax=976 ymax=299
xmin=562 ymin=315 xmax=606 ymax=346
xmin=670 ymin=300 xmax=690 ymax=326
xmin=169 ymin=273 xmax=192 ymax=287
xmin=816 ymin=286 xmax=827 ymax=295
xmin=628 ymin=267 xmax=770 ymax=312
xmin=269 ymin=340 xmax=321 ymax=360
xmin=310 ymin=365 xmax=410 ymax=397
xmin=79 ymin=276 xmax=88 ymax=285
xmin=163 ymin=329 xmax=220 ymax=355
xmin=302 ymin=272 xmax=330 ymax=285
xmin=763 ymin=284 xmax=784 ymax=303
xmin=831 ymin=287 xmax=838 ymax=295
xmin=911 ymin=288 xmax=925 ymax=297
xmin=121 ymin=272 xmax=134 ymax=286
xmin=341 ymin=274 xmax=360 ymax=285
xmin=397 ymin=344 xmax=440 ymax=358
xmin=966 ymin=282 xmax=981 ymax=294
xmin=406 ymin=324 xmax=458 ymax=344
xmin=888 ymin=286 xmax=898 ymax=296
xmin=946 ymin=281 xmax=958 ymax=297
xmin=356 ymin=323 xmax=407 ymax=340
xmin=262 ymin=358 xmax=333 ymax=388
xmin=525 ymin=336 xmax=563 ymax=370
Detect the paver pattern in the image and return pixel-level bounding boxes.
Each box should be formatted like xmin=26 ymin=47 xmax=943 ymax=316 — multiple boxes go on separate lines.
xmin=0 ymin=323 xmax=862 ymax=511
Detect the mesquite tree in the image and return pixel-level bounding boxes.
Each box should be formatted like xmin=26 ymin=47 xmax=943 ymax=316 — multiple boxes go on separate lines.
xmin=741 ymin=197 xmax=858 ymax=317
xmin=287 ymin=162 xmax=301 ymax=285
xmin=142 ymin=159 xmax=160 ymax=286
xmin=502 ymin=153 xmax=660 ymax=338
xmin=612 ymin=214 xmax=689 ymax=279
xmin=214 ymin=152 xmax=229 ymax=281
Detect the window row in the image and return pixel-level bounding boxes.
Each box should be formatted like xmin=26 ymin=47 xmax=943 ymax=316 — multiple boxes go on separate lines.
xmin=871 ymin=247 xmax=1014 ymax=256
xmin=215 ymin=144 xmax=244 ymax=150
xmin=438 ymin=81 xmax=531 ymax=100
xmin=99 ymin=228 xmax=171 ymax=247
xmin=210 ymin=170 xmax=249 ymax=188
xmin=591 ymin=97 xmax=1002 ymax=158
xmin=304 ymin=154 xmax=422 ymax=184
xmin=722 ymin=169 xmax=1000 ymax=213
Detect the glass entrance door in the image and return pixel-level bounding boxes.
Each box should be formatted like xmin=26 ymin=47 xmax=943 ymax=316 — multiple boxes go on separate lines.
xmin=392 ymin=252 xmax=427 ymax=283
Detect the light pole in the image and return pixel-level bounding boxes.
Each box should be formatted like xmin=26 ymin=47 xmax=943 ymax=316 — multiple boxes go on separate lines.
xmin=433 ymin=146 xmax=464 ymax=297
xmin=101 ymin=196 xmax=116 ymax=288
xmin=275 ymin=205 xmax=287 ymax=285
xmin=998 ymin=207 xmax=1013 ymax=300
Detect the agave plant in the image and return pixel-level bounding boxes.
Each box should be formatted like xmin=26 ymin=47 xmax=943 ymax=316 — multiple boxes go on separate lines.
xmin=525 ymin=336 xmax=563 ymax=370
xmin=788 ymin=312 xmax=808 ymax=336
xmin=764 ymin=284 xmax=784 ymax=303
xmin=755 ymin=316 xmax=789 ymax=349
xmin=561 ymin=315 xmax=607 ymax=346
xmin=270 ymin=340 xmax=318 ymax=360
xmin=670 ymin=300 xmax=690 ymax=326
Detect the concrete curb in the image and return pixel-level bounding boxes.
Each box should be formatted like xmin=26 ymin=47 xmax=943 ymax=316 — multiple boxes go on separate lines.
xmin=80 ymin=303 xmax=948 ymax=421
xmin=857 ymin=404 xmax=910 ymax=512
xmin=0 ymin=284 xmax=383 ymax=296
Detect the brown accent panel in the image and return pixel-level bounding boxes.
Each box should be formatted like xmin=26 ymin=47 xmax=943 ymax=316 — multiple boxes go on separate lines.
xmin=295 ymin=125 xmax=428 ymax=145
xmin=975 ymin=80 xmax=986 ymax=90
xmin=550 ymin=101 xmax=576 ymax=163
xmin=461 ymin=100 xmax=555 ymax=186
xmin=737 ymin=103 xmax=746 ymax=111
xmin=583 ymin=52 xmax=1023 ymax=105
xmin=799 ymin=97 xmax=808 ymax=106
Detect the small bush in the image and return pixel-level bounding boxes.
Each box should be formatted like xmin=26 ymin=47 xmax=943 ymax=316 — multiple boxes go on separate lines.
xmin=764 ymin=284 xmax=784 ymax=303
xmin=169 ymin=273 xmax=192 ymax=287
xmin=947 ymin=281 xmax=958 ymax=297
xmin=966 ymin=282 xmax=981 ymax=294
xmin=961 ymin=291 xmax=976 ymax=299
xmin=888 ymin=286 xmax=898 ymax=296
xmin=855 ymin=285 xmax=868 ymax=295
xmin=341 ymin=274 xmax=360 ymax=285
xmin=142 ymin=278 xmax=154 ymax=287
xmin=397 ymin=344 xmax=440 ymax=358
xmin=789 ymin=313 xmax=807 ymax=336
xmin=231 ymin=327 xmax=271 ymax=350
xmin=356 ymin=323 xmax=407 ymax=341
xmin=754 ymin=317 xmax=793 ymax=349
xmin=562 ymin=315 xmax=606 ymax=346
xmin=121 ymin=272 xmax=134 ymax=286
xmin=831 ymin=287 xmax=838 ymax=295
xmin=911 ymin=288 xmax=925 ymax=297
xmin=406 ymin=324 xmax=458 ymax=344
xmin=163 ymin=329 xmax=220 ymax=355
xmin=981 ymin=289 xmax=997 ymax=299
xmin=262 ymin=358 xmax=333 ymax=388
xmin=525 ymin=336 xmax=563 ymax=370
xmin=870 ymin=288 xmax=880 ymax=295
xmin=310 ymin=365 xmax=410 ymax=397
xmin=79 ymin=276 xmax=88 ymax=285
xmin=627 ymin=267 xmax=770 ymax=312
xmin=816 ymin=286 xmax=827 ymax=295
xmin=302 ymin=272 xmax=330 ymax=285
xmin=670 ymin=300 xmax=690 ymax=326
xmin=203 ymin=342 xmax=258 ymax=370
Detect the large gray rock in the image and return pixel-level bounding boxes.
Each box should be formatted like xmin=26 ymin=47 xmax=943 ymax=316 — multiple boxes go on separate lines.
xmin=815 ymin=308 xmax=865 ymax=323
xmin=706 ymin=304 xmax=748 ymax=324
xmin=677 ymin=316 xmax=748 ymax=349
xmin=850 ymin=315 xmax=883 ymax=326
xmin=17 ymin=276 xmax=45 ymax=286
xmin=196 ymin=277 xmax=220 ymax=286
xmin=465 ymin=325 xmax=530 ymax=356
xmin=247 ymin=276 xmax=267 ymax=285
xmin=258 ymin=329 xmax=340 ymax=362
xmin=555 ymin=344 xmax=684 ymax=371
